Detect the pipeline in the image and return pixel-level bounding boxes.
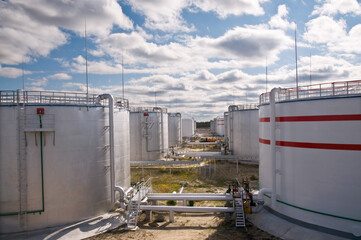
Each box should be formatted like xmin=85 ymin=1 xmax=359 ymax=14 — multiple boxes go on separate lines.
xmin=97 ymin=94 xmax=116 ymax=204
xmin=269 ymin=88 xmax=281 ymax=208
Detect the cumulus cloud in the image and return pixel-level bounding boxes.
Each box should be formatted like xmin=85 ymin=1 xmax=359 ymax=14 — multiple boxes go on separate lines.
xmin=192 ymin=0 xmax=268 ymax=18
xmin=268 ymin=5 xmax=296 ymax=30
xmin=127 ymin=0 xmax=194 ymax=32
xmin=48 ymin=73 xmax=72 ymax=80
xmin=0 ymin=65 xmax=31 ymax=78
xmin=304 ymin=16 xmax=346 ymax=44
xmin=312 ymin=0 xmax=361 ymax=16
xmin=0 ymin=0 xmax=133 ymax=65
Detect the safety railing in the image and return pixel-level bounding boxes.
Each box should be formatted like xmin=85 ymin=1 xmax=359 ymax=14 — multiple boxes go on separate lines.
xmin=129 ymin=106 xmax=167 ymax=113
xmin=0 ymin=90 xmax=129 ymax=108
xmin=229 ymin=104 xmax=258 ymax=112
xmin=259 ymin=79 xmax=361 ymax=104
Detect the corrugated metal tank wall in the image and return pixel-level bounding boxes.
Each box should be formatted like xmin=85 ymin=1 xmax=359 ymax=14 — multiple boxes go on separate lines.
xmin=228 ymin=107 xmax=259 ymax=159
xmin=182 ymin=119 xmax=194 ymax=137
xmin=215 ymin=117 xmax=225 ymax=136
xmin=168 ymin=113 xmax=182 ymax=147
xmin=0 ymin=93 xmax=130 ymax=233
xmin=259 ymin=93 xmax=361 ymax=237
xmin=130 ymin=108 xmax=168 ymax=161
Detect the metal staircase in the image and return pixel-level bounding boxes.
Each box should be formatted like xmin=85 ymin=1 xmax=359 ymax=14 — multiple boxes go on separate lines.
xmin=234 ymin=194 xmax=246 ymax=228
xmin=126 ymin=178 xmax=152 ymax=230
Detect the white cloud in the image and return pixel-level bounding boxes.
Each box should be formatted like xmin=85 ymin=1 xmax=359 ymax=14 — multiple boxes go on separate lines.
xmin=312 ymin=0 xmax=361 ymax=16
xmin=0 ymin=65 xmax=31 ymax=78
xmin=192 ymin=0 xmax=268 ymax=18
xmin=0 ymin=0 xmax=133 ymax=65
xmin=29 ymin=77 xmax=48 ymax=87
xmin=127 ymin=0 xmax=194 ymax=32
xmin=304 ymin=16 xmax=346 ymax=44
xmin=48 ymin=73 xmax=72 ymax=80
xmin=268 ymin=5 xmax=296 ymax=30
xmin=329 ymin=24 xmax=361 ymax=53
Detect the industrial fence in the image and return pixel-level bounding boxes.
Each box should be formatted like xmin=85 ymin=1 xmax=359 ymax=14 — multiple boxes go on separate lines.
xmin=259 ymin=79 xmax=361 ymax=104
xmin=0 ymin=90 xmax=129 ymax=108
xmin=228 ymin=104 xmax=258 ymax=112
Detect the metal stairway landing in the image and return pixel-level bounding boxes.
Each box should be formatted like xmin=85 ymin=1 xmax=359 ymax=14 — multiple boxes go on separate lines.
xmin=234 ymin=198 xmax=246 ymax=228
xmin=126 ymin=178 xmax=152 ymax=230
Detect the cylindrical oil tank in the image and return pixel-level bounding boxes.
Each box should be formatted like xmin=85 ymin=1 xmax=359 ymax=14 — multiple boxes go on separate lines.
xmin=259 ymin=81 xmax=361 ymax=238
xmin=214 ymin=116 xmax=225 ymax=136
xmin=228 ymin=105 xmax=259 ymax=159
xmin=168 ymin=113 xmax=182 ymax=147
xmin=182 ymin=118 xmax=195 ymax=138
xmin=129 ymin=107 xmax=168 ymax=161
xmin=224 ymin=112 xmax=229 ymax=141
xmin=0 ymin=90 xmax=130 ymax=234
xmin=210 ymin=120 xmax=215 ymax=134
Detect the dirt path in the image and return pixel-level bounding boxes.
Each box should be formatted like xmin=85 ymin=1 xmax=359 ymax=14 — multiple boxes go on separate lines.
xmin=87 ymin=212 xmax=279 ymax=240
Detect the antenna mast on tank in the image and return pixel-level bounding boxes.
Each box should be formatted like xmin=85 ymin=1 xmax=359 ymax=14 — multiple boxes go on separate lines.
xmin=266 ymin=57 xmax=268 ymax=93
xmin=122 ymin=53 xmax=125 ymax=99
xmin=85 ymin=19 xmax=89 ymax=104
xmin=22 ymin=61 xmax=25 ymax=91
xmin=309 ymin=51 xmax=312 ymax=85
xmin=295 ymin=27 xmax=299 ymax=99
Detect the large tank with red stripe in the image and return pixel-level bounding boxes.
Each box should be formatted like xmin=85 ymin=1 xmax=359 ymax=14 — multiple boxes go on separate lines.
xmin=258 ymin=80 xmax=361 ymax=238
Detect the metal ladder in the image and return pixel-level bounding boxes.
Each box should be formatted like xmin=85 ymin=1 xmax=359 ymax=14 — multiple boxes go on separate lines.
xmin=127 ymin=197 xmax=141 ymax=230
xmin=126 ymin=178 xmax=152 ymax=230
xmin=234 ymin=197 xmax=246 ymax=228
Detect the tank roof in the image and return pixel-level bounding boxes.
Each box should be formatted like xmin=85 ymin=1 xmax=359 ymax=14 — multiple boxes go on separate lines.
xmin=0 ymin=90 xmax=129 ymax=108
xmin=259 ymin=79 xmax=361 ymax=105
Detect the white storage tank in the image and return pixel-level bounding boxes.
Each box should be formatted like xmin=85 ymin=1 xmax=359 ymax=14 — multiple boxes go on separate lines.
xmin=214 ymin=116 xmax=225 ymax=136
xmin=130 ymin=107 xmax=168 ymax=161
xmin=168 ymin=113 xmax=182 ymax=147
xmin=182 ymin=118 xmax=195 ymax=138
xmin=0 ymin=90 xmax=130 ymax=234
xmin=210 ymin=120 xmax=215 ymax=134
xmin=224 ymin=112 xmax=229 ymax=140
xmin=258 ymin=80 xmax=361 ymax=238
xmin=228 ymin=104 xmax=259 ymax=159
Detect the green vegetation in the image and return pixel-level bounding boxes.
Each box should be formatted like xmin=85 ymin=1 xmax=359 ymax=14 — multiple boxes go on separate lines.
xmin=196 ymin=121 xmax=210 ymax=128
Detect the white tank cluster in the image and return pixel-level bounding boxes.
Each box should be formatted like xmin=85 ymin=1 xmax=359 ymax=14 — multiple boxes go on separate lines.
xmin=168 ymin=113 xmax=182 ymax=147
xmin=214 ymin=116 xmax=225 ymax=136
xmin=0 ymin=90 xmax=130 ymax=233
xmin=129 ymin=107 xmax=169 ymax=161
xmin=182 ymin=118 xmax=195 ymax=138
xmin=258 ymin=80 xmax=361 ymax=238
xmin=227 ymin=104 xmax=259 ymax=159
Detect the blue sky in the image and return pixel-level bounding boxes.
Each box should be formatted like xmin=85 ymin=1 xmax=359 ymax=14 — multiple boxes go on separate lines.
xmin=1 ymin=0 xmax=361 ymax=120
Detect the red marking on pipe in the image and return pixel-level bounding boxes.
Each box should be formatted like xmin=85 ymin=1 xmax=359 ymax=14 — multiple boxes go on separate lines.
xmin=260 ymin=114 xmax=361 ymax=123
xmin=258 ymin=138 xmax=361 ymax=151
xmin=259 ymin=117 xmax=270 ymax=122
xmin=276 ymin=141 xmax=361 ymax=151
xmin=259 ymin=138 xmax=270 ymax=144
xmin=276 ymin=114 xmax=361 ymax=122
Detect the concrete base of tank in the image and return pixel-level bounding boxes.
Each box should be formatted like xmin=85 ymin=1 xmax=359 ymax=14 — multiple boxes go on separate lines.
xmin=247 ymin=207 xmax=351 ymax=240
xmin=0 ymin=211 xmax=126 ymax=240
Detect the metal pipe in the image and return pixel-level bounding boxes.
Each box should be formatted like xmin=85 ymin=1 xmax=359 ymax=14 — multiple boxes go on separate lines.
xmin=139 ymin=205 xmax=234 ymax=213
xmin=147 ymin=194 xmax=233 ymax=201
xmin=154 ymin=107 xmax=164 ymax=153
xmin=97 ymin=94 xmax=115 ymax=204
xmin=270 ymin=88 xmax=281 ymax=208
